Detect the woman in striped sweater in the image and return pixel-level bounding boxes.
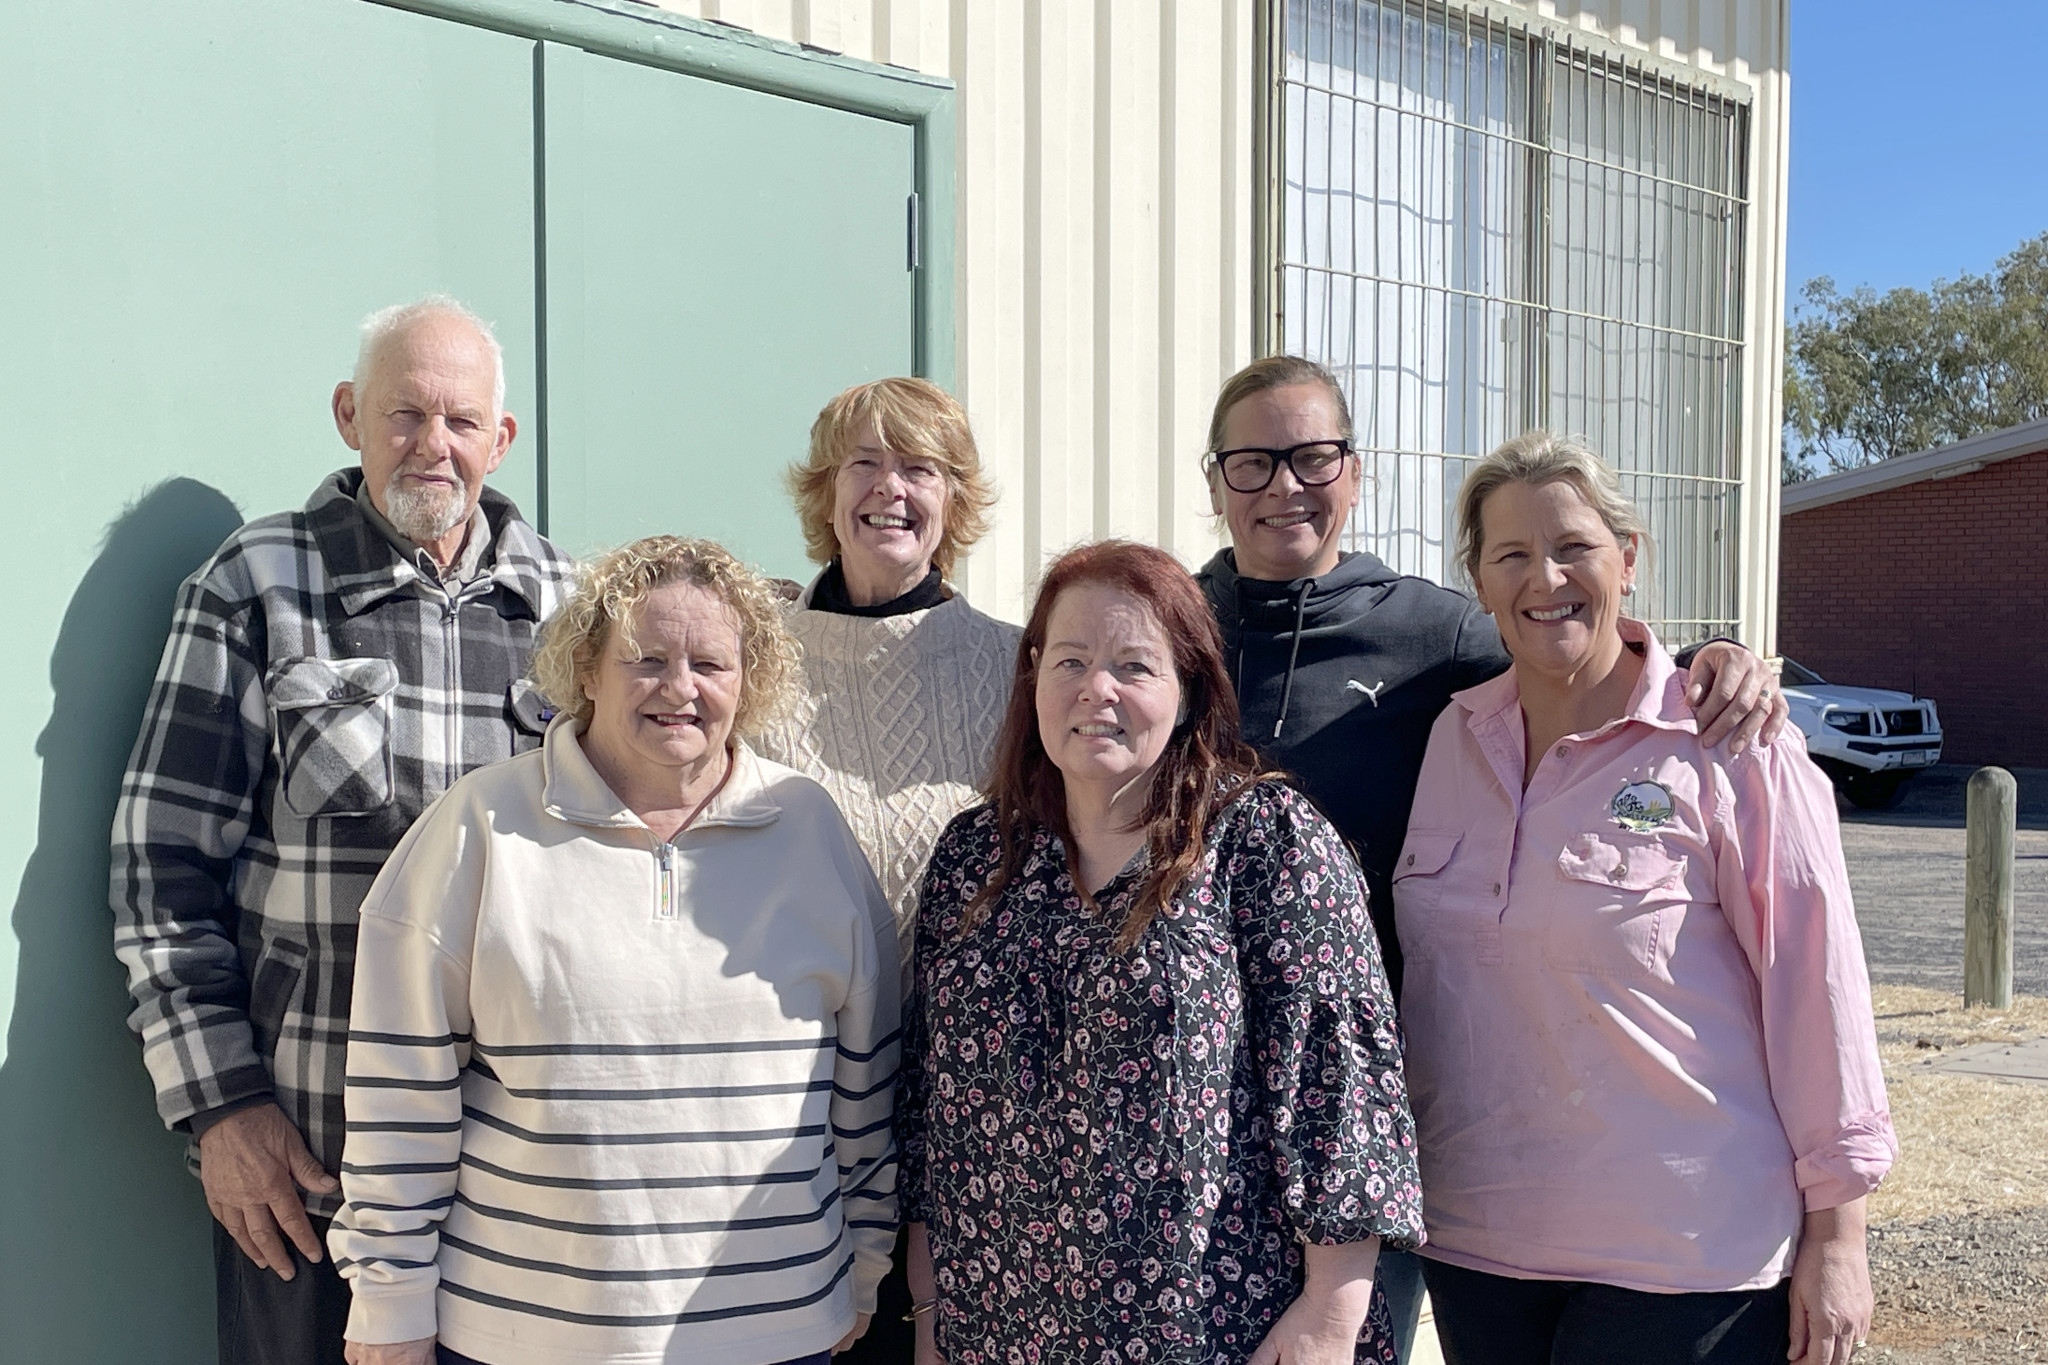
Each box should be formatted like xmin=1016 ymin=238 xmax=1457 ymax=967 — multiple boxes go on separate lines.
xmin=330 ymin=537 xmax=900 ymax=1365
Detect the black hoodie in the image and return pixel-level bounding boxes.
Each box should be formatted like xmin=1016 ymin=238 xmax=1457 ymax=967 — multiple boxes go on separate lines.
xmin=1197 ymin=548 xmax=1511 ymax=991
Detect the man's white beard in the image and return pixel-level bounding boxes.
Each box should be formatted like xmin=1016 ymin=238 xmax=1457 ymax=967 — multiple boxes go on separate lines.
xmin=385 ymin=480 xmax=470 ymax=547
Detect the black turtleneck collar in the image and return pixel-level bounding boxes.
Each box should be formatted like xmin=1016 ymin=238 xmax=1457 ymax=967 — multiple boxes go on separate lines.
xmin=810 ymin=560 xmax=947 ymax=618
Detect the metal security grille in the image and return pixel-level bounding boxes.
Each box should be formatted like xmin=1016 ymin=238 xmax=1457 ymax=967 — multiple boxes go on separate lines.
xmin=1271 ymin=0 xmax=1749 ymax=647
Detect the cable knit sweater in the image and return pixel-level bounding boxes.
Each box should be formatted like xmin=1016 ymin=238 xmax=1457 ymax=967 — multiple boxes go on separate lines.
xmin=755 ymin=579 xmax=1020 ymax=982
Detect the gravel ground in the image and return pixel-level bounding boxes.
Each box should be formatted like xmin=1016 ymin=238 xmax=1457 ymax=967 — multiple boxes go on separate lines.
xmin=1863 ymin=1207 xmax=2048 ymax=1363
xmin=1845 ymin=767 xmax=2048 ymax=1365
xmin=1840 ymin=765 xmax=2048 ymax=998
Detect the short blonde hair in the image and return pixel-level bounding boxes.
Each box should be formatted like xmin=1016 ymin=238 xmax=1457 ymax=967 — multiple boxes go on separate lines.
xmin=784 ymin=377 xmax=995 ymax=575
xmin=1455 ymin=431 xmax=1651 ymax=581
xmin=532 ymin=536 xmax=801 ymax=736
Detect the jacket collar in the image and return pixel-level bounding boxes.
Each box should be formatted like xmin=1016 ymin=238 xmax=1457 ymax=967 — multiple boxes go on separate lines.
xmin=304 ymin=468 xmax=557 ymax=618
xmin=1453 ymin=616 xmax=1695 ymax=738
xmin=539 ymin=713 xmax=784 ymax=835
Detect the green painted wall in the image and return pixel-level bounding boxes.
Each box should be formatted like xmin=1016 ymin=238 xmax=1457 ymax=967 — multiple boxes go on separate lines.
xmin=0 ymin=4 xmax=537 ymax=1359
xmin=539 ymin=41 xmax=916 ymax=570
xmin=0 ymin=1 xmax=934 ymax=1359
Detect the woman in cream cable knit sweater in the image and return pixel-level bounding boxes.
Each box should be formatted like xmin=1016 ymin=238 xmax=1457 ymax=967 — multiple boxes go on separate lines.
xmin=753 ymin=378 xmax=1020 ymax=1361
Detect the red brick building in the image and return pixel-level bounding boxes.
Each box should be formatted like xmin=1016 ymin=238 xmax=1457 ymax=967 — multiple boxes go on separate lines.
xmin=1778 ymin=418 xmax=2048 ymax=768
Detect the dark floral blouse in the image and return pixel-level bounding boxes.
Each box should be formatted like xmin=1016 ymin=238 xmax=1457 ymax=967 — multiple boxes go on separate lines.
xmin=898 ymin=780 xmax=1424 ymax=1365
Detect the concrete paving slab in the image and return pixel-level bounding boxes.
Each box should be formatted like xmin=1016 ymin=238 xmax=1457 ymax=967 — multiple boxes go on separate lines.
xmin=1919 ymin=1036 xmax=2048 ymax=1084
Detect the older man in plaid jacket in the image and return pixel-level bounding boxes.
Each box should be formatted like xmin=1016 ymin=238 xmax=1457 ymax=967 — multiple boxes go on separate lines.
xmin=111 ymin=298 xmax=577 ymax=1365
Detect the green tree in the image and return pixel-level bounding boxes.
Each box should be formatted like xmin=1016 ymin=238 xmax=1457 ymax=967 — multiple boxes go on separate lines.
xmin=1782 ymin=230 xmax=2048 ymax=481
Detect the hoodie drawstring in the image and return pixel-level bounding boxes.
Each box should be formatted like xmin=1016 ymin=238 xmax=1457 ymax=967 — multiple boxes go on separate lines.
xmin=1272 ymin=578 xmax=1312 ymax=740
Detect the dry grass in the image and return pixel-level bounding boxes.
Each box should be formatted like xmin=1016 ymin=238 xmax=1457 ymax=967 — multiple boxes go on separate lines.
xmin=1861 ymin=986 xmax=2048 ymax=1361
xmin=1868 ymin=983 xmax=2048 ymax=1225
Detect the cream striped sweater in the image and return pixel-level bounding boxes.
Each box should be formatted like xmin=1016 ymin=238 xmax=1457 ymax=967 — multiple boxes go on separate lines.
xmin=328 ymin=720 xmax=899 ymax=1365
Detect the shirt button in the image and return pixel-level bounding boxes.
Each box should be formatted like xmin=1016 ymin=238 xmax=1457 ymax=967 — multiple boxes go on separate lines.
xmin=1609 ymin=866 xmax=1626 ymax=881
xmin=328 ymin=685 xmax=348 ymax=700
xmin=1555 ymin=745 xmax=1569 ymax=758
xmin=1406 ymin=855 xmax=1415 ymax=867
xmin=1491 ymin=882 xmax=1502 ymax=895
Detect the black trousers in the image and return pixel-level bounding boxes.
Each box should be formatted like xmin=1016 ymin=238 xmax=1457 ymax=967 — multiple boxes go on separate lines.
xmin=833 ymin=1224 xmax=914 ymax=1364
xmin=214 ymin=1214 xmax=351 ymax=1365
xmin=1422 ymin=1258 xmax=1792 ymax=1365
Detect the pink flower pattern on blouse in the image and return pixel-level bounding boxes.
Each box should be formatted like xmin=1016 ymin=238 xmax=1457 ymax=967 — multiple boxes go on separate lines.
xmin=898 ymin=781 xmax=1423 ymax=1364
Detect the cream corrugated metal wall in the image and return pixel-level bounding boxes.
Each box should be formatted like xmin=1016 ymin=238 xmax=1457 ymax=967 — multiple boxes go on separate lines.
xmin=652 ymin=0 xmax=1258 ymax=625
xmin=1509 ymin=0 xmax=1792 ymax=653
xmin=651 ymin=0 xmax=1787 ymax=642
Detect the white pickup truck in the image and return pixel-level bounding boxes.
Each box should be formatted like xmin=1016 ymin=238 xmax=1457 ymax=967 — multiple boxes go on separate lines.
xmin=1778 ymin=658 xmax=1943 ymax=809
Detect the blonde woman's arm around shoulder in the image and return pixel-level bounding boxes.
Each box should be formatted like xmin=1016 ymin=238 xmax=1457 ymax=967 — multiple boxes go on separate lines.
xmin=1711 ymin=736 xmax=1896 ymax=1365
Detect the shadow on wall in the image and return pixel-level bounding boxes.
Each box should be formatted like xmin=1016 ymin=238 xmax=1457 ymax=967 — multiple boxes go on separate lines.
xmin=0 ymin=479 xmax=245 ymax=1364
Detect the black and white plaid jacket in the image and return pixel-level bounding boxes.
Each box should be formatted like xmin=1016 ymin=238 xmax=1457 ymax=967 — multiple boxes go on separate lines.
xmin=111 ymin=469 xmax=575 ymax=1215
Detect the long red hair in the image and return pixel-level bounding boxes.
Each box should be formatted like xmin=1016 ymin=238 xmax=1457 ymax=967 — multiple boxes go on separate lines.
xmin=968 ymin=540 xmax=1269 ymax=948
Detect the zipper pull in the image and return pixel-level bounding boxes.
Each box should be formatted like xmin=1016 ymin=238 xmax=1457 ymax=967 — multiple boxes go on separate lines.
xmin=655 ymin=841 xmax=676 ymax=921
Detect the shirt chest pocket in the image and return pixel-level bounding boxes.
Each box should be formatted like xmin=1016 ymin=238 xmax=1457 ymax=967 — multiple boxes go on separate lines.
xmin=267 ymin=656 xmax=398 ymax=818
xmin=1391 ymin=828 xmax=1476 ymax=959
xmin=1544 ymin=833 xmax=1691 ymax=979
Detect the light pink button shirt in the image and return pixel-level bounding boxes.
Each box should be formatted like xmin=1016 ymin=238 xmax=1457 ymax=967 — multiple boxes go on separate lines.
xmin=1392 ymin=621 xmax=1896 ymax=1294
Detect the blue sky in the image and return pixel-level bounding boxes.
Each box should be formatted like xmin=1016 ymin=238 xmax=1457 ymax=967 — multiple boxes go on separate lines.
xmin=1788 ymin=0 xmax=2048 ymax=305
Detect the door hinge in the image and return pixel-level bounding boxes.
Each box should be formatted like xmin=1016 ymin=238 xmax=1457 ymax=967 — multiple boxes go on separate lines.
xmin=907 ymin=192 xmax=921 ymax=272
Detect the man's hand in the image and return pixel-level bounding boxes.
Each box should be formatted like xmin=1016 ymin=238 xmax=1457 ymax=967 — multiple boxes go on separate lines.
xmin=832 ymin=1313 xmax=872 ymax=1354
xmin=1788 ymin=1201 xmax=1872 ymax=1365
xmin=198 ymin=1102 xmax=341 ymax=1280
xmin=344 ymin=1337 xmax=436 ymax=1365
xmin=1685 ymin=641 xmax=1790 ymax=753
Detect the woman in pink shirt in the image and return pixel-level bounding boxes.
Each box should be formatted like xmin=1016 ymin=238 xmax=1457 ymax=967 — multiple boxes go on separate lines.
xmin=1392 ymin=433 xmax=1896 ymax=1365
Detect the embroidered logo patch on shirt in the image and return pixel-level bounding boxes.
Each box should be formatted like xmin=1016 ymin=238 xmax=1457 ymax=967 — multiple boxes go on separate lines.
xmin=1610 ymin=779 xmax=1676 ymax=832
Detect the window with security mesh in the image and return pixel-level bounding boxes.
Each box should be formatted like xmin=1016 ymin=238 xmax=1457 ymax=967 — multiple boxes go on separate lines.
xmin=1273 ymin=0 xmax=1749 ymax=647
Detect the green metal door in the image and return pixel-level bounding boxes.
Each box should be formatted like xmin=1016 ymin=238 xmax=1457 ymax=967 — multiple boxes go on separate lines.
xmin=538 ymin=42 xmax=919 ymax=575
xmin=0 ymin=3 xmax=537 ymax=1360
xmin=2 ymin=5 xmax=942 ymax=1362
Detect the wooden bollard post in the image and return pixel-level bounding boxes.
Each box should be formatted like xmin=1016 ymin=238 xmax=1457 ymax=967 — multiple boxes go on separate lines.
xmin=1964 ymin=766 xmax=2017 ymax=1009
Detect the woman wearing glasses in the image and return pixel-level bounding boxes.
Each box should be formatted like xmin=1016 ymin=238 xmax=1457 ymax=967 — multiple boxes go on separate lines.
xmin=1193 ymin=355 xmax=1788 ymax=1361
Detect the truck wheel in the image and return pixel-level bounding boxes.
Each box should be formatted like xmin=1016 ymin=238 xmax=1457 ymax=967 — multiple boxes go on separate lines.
xmin=1839 ymin=770 xmax=1907 ymax=810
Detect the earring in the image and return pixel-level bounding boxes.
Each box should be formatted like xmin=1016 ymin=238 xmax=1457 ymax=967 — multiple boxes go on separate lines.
xmin=1622 ymin=582 xmax=1635 ymax=597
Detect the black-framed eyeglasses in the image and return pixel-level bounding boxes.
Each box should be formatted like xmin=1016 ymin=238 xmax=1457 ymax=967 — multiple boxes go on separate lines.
xmin=1207 ymin=439 xmax=1353 ymax=494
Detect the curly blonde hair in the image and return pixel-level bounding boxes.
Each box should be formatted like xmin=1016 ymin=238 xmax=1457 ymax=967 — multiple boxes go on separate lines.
xmin=531 ymin=536 xmax=802 ymax=736
xmin=783 ymin=377 xmax=996 ymax=575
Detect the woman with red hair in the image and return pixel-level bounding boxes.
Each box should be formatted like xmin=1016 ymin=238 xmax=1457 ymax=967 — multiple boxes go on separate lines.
xmin=896 ymin=540 xmax=1422 ymax=1365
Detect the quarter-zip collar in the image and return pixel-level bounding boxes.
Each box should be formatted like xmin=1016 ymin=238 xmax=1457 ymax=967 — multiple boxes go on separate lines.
xmin=538 ymin=712 xmax=784 ymax=833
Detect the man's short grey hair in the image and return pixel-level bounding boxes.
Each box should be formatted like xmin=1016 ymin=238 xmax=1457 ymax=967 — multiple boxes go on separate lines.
xmin=353 ymin=295 xmax=505 ymax=413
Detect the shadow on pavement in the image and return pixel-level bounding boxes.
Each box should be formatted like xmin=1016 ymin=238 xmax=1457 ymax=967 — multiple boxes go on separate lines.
xmin=1839 ymin=764 xmax=2048 ymax=832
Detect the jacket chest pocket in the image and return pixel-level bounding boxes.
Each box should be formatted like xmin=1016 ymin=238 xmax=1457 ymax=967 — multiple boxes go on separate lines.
xmin=506 ymin=677 xmax=555 ymax=754
xmin=1544 ymin=833 xmax=1691 ymax=979
xmin=267 ymin=656 xmax=398 ymax=818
